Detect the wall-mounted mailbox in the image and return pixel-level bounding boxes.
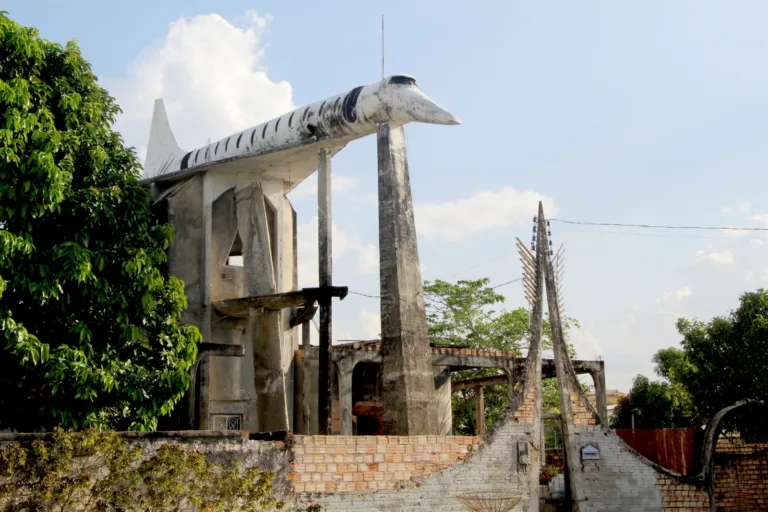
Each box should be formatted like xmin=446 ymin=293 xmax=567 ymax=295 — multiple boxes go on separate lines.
xmin=581 ymin=444 xmax=599 ymax=461
xmin=518 ymin=441 xmax=530 ymax=465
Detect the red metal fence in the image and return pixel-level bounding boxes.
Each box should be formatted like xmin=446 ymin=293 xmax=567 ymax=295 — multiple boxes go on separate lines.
xmin=616 ymin=427 xmax=702 ymax=475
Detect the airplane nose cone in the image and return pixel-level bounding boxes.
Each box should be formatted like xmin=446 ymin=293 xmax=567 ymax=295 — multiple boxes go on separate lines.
xmin=428 ymin=103 xmax=462 ymax=125
xmin=417 ymin=96 xmax=462 ymax=125
xmin=393 ymin=88 xmax=461 ymax=126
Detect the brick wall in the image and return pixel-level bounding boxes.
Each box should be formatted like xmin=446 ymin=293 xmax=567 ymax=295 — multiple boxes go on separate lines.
xmin=291 ymin=435 xmax=481 ymax=493
xmin=570 ymin=391 xmax=597 ymax=427
xmin=714 ymin=439 xmax=768 ymax=511
xmin=656 ymin=474 xmax=709 ymax=511
xmin=302 ymin=376 xmax=542 ymax=511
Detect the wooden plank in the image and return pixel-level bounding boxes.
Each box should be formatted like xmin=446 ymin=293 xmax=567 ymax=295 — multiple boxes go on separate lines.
xmin=212 ymin=286 xmax=347 ymax=317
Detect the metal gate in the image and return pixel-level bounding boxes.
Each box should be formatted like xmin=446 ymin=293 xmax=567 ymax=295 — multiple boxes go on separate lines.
xmin=541 ymin=415 xmax=571 ymax=511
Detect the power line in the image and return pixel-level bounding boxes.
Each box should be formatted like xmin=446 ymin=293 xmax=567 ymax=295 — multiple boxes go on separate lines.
xmin=491 ymin=277 xmax=523 ymax=289
xmin=556 ymin=228 xmax=739 ymax=240
xmin=348 ymin=277 xmax=523 ymax=300
xmin=348 ymin=290 xmax=380 ymax=299
xmin=551 ymin=219 xmax=768 ymax=231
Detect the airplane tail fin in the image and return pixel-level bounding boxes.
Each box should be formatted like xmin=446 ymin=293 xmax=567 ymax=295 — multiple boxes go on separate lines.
xmin=144 ymin=99 xmax=186 ymax=179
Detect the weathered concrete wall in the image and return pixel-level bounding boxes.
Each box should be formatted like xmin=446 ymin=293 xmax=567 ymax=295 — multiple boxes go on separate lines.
xmin=163 ymin=172 xmax=299 ymax=433
xmin=166 ymin=175 xmax=206 ymax=331
xmin=208 ymin=186 xmax=255 ymax=429
xmin=0 ymin=431 xmax=293 ymax=509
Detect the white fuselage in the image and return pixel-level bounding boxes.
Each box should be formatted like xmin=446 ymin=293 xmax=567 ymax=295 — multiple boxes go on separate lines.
xmin=142 ymin=75 xmax=459 ymax=183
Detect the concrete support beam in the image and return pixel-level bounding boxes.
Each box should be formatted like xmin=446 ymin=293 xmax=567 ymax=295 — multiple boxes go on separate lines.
xmin=236 ymin=182 xmax=289 ymax=432
xmin=317 ymin=149 xmax=333 ymax=435
xmin=377 ymin=123 xmax=437 ymax=435
xmin=452 ymin=375 xmax=508 ymax=392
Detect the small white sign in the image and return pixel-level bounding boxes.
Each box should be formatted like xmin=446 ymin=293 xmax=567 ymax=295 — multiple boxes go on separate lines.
xmin=581 ymin=444 xmax=599 ymax=460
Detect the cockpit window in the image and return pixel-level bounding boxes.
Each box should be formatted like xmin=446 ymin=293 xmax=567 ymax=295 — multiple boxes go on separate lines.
xmin=388 ymin=75 xmax=417 ymax=86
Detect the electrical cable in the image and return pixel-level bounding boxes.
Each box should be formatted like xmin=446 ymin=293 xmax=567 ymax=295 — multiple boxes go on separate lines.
xmin=551 ymin=219 xmax=768 ymax=231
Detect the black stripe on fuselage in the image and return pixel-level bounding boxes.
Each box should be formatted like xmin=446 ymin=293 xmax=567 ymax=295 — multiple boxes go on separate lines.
xmin=180 ymin=151 xmax=192 ymax=169
xmin=343 ymin=86 xmax=364 ymax=123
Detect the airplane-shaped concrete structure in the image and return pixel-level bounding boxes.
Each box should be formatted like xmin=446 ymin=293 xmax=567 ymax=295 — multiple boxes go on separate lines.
xmin=141 ymin=74 xmax=459 ymax=436
xmin=141 ymin=74 xmax=460 ymax=185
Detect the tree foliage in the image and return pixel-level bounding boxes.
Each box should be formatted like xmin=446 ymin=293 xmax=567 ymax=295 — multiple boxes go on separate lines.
xmin=0 ymin=428 xmax=283 ymax=511
xmin=0 ymin=12 xmax=200 ymax=431
xmin=612 ymin=289 xmax=768 ymax=434
xmin=424 ymin=278 xmax=581 ymax=435
xmin=610 ymin=374 xmax=697 ymax=429
xmin=673 ymin=289 xmax=768 ymax=435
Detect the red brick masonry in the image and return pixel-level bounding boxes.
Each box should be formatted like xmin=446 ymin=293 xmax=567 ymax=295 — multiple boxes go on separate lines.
xmin=290 ymin=435 xmax=482 ymax=494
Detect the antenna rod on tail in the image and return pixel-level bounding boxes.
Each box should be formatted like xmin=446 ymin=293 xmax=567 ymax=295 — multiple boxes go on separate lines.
xmin=381 ymin=14 xmax=385 ymax=79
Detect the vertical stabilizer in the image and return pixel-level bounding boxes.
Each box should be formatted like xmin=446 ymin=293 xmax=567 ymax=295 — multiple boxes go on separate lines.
xmin=143 ymin=99 xmax=186 ymax=180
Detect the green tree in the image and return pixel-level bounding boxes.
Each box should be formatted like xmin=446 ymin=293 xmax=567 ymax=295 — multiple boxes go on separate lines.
xmin=673 ymin=289 xmax=768 ymax=436
xmin=424 ymin=278 xmax=581 ymax=435
xmin=0 ymin=12 xmax=200 ymax=431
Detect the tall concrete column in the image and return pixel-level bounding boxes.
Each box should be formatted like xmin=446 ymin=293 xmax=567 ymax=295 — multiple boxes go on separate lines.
xmin=235 ymin=182 xmax=289 ymax=432
xmin=317 ymin=149 xmax=333 ymax=435
xmin=377 ymin=122 xmax=437 ymax=435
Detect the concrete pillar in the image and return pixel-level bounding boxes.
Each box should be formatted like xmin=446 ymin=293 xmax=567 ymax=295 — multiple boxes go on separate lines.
xmin=198 ymin=357 xmax=211 ymax=429
xmin=377 ymin=122 xmax=437 ymax=435
xmin=475 ymin=385 xmax=486 ymax=438
xmin=235 ymin=182 xmax=289 ymax=432
xmin=317 ymin=149 xmax=333 ymax=435
xmin=590 ymin=365 xmax=608 ymax=422
xmin=339 ymin=362 xmax=355 ymax=436
xmin=434 ymin=367 xmax=453 ymax=435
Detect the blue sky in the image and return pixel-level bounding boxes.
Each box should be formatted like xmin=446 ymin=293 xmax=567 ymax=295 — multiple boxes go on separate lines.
xmin=7 ymin=1 xmax=768 ymax=392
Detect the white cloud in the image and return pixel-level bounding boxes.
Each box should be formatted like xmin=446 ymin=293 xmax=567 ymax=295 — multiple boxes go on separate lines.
xmin=763 ymin=266 xmax=768 ymax=282
xmin=414 ymin=187 xmax=557 ymax=240
xmin=288 ymin=174 xmax=359 ymax=199
xmin=750 ymin=214 xmax=768 ymax=227
xmin=722 ymin=201 xmax=750 ymax=214
xmin=745 ymin=270 xmax=755 ymax=282
xmin=695 ymin=249 xmax=734 ymax=265
xmin=357 ymin=308 xmax=381 ymax=339
xmin=750 ymin=239 xmax=764 ymax=247
xmin=297 ymin=216 xmax=378 ymax=287
xmin=104 ymin=10 xmax=294 ymax=161
xmin=656 ymin=287 xmax=692 ymax=305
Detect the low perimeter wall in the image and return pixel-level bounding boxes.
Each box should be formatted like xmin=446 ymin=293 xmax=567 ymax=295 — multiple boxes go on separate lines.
xmin=4 ymin=428 xmax=768 ymax=511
